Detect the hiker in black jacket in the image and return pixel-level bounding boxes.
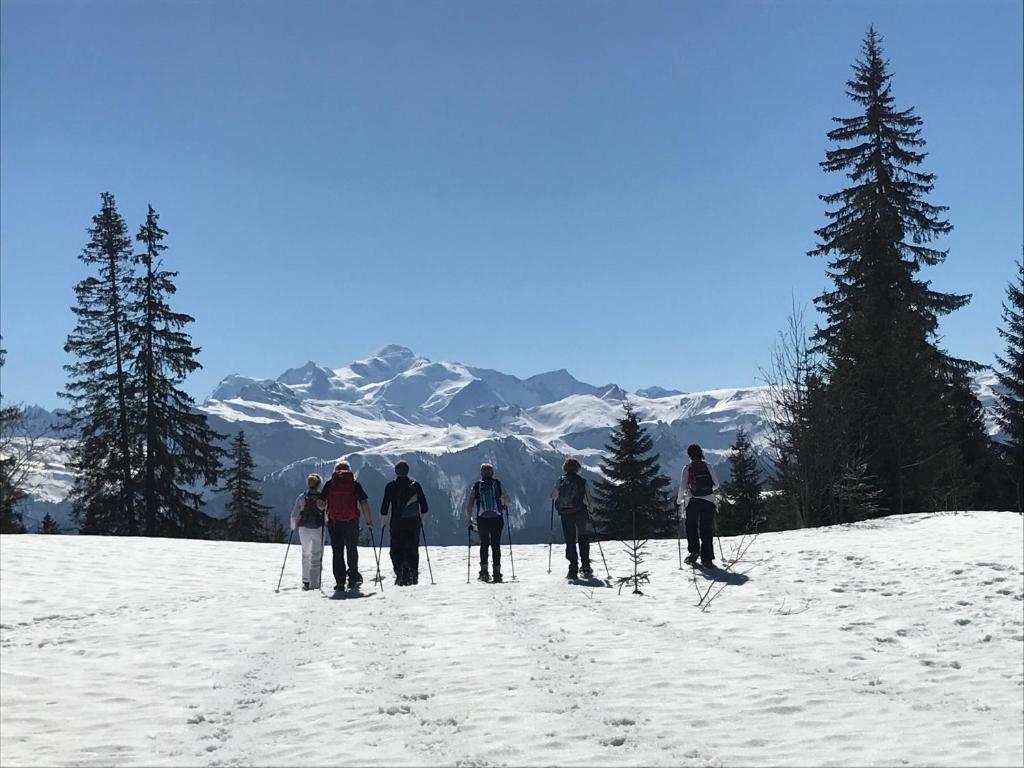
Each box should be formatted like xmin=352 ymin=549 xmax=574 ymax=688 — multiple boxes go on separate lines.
xmin=380 ymin=461 xmax=429 ymax=586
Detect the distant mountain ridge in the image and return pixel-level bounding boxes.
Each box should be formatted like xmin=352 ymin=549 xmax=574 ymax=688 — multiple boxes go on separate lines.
xmin=15 ymin=346 xmax=1006 ymax=543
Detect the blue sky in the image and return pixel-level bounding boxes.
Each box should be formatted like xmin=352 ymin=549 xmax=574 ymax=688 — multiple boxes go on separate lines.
xmin=2 ymin=0 xmax=1021 ymax=409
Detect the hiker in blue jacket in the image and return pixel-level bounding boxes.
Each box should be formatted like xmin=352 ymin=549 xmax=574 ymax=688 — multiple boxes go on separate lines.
xmin=465 ymin=463 xmax=511 ymax=583
xmin=677 ymin=443 xmax=721 ymax=567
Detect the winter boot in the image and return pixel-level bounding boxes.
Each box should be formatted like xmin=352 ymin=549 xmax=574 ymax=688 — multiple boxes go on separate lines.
xmin=349 ymin=572 xmax=363 ymax=589
xmin=580 ymin=565 xmax=594 ymax=580
xmin=491 ymin=570 xmax=503 ymax=583
xmin=566 ymin=564 xmax=579 ymax=580
xmin=684 ymin=553 xmax=699 ymax=566
xmin=478 ymin=568 xmax=490 ymax=582
xmin=302 ymin=581 xmax=310 ymax=591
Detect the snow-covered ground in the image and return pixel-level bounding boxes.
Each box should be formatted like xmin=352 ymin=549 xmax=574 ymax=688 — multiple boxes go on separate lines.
xmin=2 ymin=512 xmax=1022 ymax=767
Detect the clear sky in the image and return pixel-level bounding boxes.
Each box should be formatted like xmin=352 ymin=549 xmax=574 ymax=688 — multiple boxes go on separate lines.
xmin=2 ymin=0 xmax=1021 ymax=409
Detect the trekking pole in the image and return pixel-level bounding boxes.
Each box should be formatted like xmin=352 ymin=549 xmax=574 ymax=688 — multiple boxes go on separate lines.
xmin=676 ymin=503 xmax=684 ymax=570
xmin=420 ymin=517 xmax=436 ymax=585
xmin=275 ymin=528 xmax=296 ymax=593
xmin=466 ymin=524 xmax=472 ymax=584
xmin=319 ymin=519 xmax=327 ymax=594
xmin=590 ymin=516 xmax=612 ymax=580
xmin=547 ymin=499 xmax=554 ymax=574
xmin=368 ymin=525 xmax=384 ymax=593
xmin=504 ymin=505 xmax=517 ymax=581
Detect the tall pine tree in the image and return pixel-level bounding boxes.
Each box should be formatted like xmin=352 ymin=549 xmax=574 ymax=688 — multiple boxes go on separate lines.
xmin=219 ymin=431 xmax=272 ymax=541
xmin=130 ymin=206 xmax=223 ymax=538
xmin=810 ymin=27 xmax=978 ymax=515
xmin=0 ymin=343 xmax=28 ymax=533
xmin=592 ymin=403 xmax=676 ymax=540
xmin=62 ymin=193 xmax=140 ymax=535
xmin=995 ymin=259 xmax=1024 ymax=512
xmin=720 ymin=428 xmax=765 ymax=534
xmin=39 ymin=513 xmax=62 ymax=534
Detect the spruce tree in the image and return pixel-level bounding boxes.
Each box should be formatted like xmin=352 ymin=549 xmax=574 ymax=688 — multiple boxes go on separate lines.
xmin=265 ymin=515 xmax=287 ymax=544
xmin=592 ymin=403 xmax=676 ymax=540
xmin=810 ymin=27 xmax=975 ymax=515
xmin=0 ymin=344 xmax=28 ymax=533
xmin=995 ymin=259 xmax=1024 ymax=512
xmin=720 ymin=428 xmax=765 ymax=534
xmin=61 ymin=193 xmax=140 ymax=535
xmin=39 ymin=513 xmax=62 ymax=534
xmin=220 ymin=431 xmax=272 ymax=541
xmin=129 ymin=206 xmax=223 ymax=537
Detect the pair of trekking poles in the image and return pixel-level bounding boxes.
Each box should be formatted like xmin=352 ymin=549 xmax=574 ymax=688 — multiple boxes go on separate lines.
xmin=368 ymin=514 xmax=436 ymax=587
xmin=546 ymin=500 xmax=611 ymax=579
xmin=465 ymin=505 xmax=518 ymax=584
xmin=674 ymin=502 xmax=726 ymax=569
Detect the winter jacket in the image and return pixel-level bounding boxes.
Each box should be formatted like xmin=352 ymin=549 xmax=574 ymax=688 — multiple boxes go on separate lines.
xmin=380 ymin=477 xmax=428 ymax=520
xmin=677 ymin=460 xmax=721 ymax=507
xmin=290 ymin=491 xmax=324 ymax=530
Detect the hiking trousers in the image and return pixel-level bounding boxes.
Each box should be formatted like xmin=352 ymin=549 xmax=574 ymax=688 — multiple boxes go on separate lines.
xmin=477 ymin=515 xmax=504 ymax=571
xmin=298 ymin=526 xmax=323 ymax=588
xmin=328 ymin=519 xmax=360 ymax=585
xmin=560 ymin=514 xmax=591 ymax=567
xmin=389 ymin=516 xmax=421 ymax=583
xmin=685 ymin=498 xmax=716 ymax=563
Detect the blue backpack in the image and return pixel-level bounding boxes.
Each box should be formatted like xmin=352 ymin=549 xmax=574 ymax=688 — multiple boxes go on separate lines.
xmin=474 ymin=478 xmax=503 ymax=519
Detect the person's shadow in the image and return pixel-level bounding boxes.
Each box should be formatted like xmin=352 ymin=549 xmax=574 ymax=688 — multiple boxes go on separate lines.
xmin=695 ymin=566 xmax=750 ymax=586
xmin=327 ymin=590 xmax=377 ymax=600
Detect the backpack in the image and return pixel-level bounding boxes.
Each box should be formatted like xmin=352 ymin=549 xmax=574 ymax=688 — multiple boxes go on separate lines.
xmin=474 ymin=478 xmax=502 ymax=519
xmin=327 ymin=470 xmax=359 ymax=522
xmin=299 ymin=491 xmax=323 ymax=528
xmin=398 ymin=480 xmax=422 ymax=519
xmin=688 ymin=460 xmax=714 ymax=497
xmin=555 ymin=473 xmax=585 ymax=514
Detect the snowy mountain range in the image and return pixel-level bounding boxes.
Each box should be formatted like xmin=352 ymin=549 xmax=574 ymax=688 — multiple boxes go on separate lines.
xmin=17 ymin=345 xmax=1005 ymax=544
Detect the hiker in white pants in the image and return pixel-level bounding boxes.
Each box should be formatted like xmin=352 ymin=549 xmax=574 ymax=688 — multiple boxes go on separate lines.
xmin=290 ymin=474 xmax=325 ymax=590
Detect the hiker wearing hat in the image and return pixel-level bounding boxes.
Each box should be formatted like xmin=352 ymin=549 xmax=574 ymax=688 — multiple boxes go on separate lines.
xmin=318 ymin=461 xmax=372 ymax=590
xmin=465 ymin=463 xmax=511 ymax=583
xmin=290 ymin=473 xmax=325 ymax=590
xmin=677 ymin=443 xmax=720 ymax=567
xmin=550 ymin=458 xmax=595 ymax=580
xmin=380 ymin=460 xmax=429 ymax=586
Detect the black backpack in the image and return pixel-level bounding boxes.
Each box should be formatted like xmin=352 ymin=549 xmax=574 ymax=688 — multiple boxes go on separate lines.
xmin=688 ymin=460 xmax=715 ymax=497
xmin=299 ymin=491 xmax=323 ymax=528
xmin=555 ymin=473 xmax=585 ymax=514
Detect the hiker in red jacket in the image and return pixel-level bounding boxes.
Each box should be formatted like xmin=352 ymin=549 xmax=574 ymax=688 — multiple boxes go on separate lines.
xmin=318 ymin=461 xmax=372 ymax=590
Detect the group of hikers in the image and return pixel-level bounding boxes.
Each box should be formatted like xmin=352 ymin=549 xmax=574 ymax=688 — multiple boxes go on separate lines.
xmin=287 ymin=443 xmax=721 ymax=591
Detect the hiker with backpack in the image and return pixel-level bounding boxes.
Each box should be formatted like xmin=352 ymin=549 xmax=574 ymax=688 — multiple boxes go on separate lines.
xmin=465 ymin=463 xmax=511 ymax=583
xmin=550 ymin=458 xmax=596 ymax=580
xmin=289 ymin=473 xmax=325 ymax=591
xmin=318 ymin=461 xmax=372 ymax=590
xmin=678 ymin=443 xmax=721 ymax=567
xmin=379 ymin=461 xmax=429 ymax=586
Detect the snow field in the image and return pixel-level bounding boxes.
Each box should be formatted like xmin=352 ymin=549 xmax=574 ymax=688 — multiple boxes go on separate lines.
xmin=1 ymin=511 xmax=1022 ymax=767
